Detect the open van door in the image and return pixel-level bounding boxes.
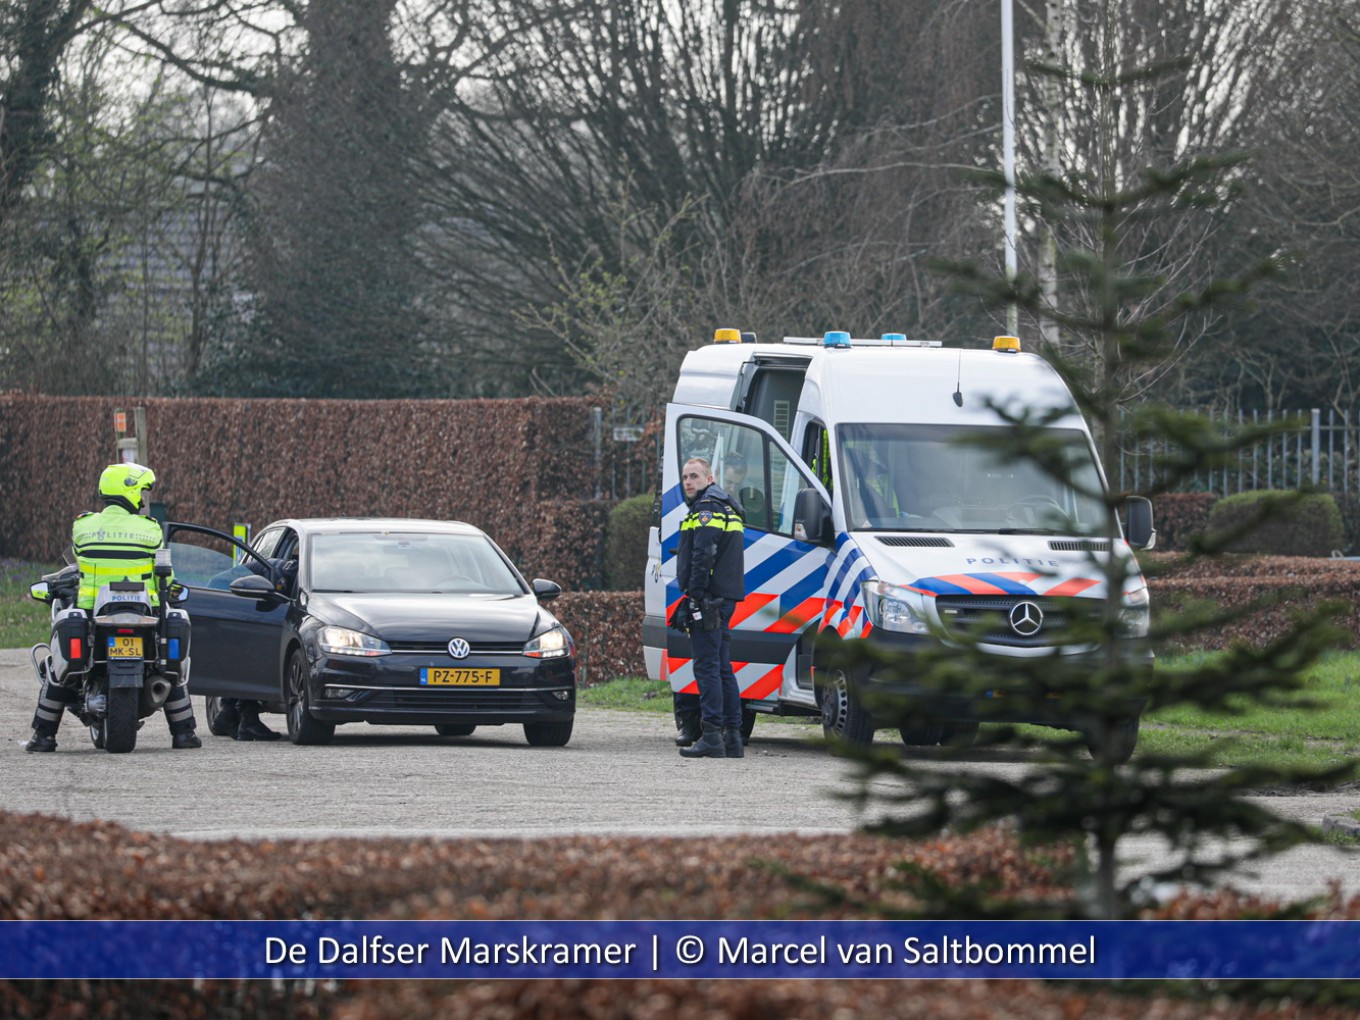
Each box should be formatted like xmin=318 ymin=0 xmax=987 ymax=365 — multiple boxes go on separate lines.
xmin=644 ymin=402 xmax=841 ymax=712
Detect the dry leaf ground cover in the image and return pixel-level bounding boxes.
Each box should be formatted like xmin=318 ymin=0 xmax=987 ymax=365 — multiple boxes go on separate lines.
xmin=3 ymin=811 xmax=1360 ymax=1018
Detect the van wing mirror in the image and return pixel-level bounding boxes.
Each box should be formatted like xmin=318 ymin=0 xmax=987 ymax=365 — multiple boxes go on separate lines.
xmin=793 ymin=488 xmax=834 ymax=546
xmin=1123 ymin=496 xmax=1156 ymax=550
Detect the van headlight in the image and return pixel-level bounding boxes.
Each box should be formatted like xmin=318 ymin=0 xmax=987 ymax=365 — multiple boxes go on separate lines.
xmin=319 ymin=626 xmax=390 ymax=657
xmin=1119 ymin=586 xmax=1150 ymax=638
xmin=861 ymin=581 xmax=931 ymax=635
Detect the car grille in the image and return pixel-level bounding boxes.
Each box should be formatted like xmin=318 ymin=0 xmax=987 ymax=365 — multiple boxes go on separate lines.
xmin=387 ymin=640 xmax=524 ymax=655
xmin=383 ymin=689 xmax=557 ymax=711
xmin=934 ymin=595 xmax=1103 ymax=648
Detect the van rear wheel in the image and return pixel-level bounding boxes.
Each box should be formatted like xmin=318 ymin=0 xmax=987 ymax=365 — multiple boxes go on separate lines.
xmin=820 ymin=667 xmax=874 ymax=746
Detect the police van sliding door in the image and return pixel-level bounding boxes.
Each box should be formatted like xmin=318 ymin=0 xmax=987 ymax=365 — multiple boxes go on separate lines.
xmin=646 ymin=403 xmax=835 ymax=710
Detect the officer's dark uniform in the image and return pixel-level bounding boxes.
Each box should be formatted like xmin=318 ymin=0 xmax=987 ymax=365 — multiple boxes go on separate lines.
xmin=675 ymin=481 xmax=745 ymax=758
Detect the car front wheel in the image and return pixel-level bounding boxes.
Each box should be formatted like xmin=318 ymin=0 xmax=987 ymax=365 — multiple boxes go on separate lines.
xmin=285 ymin=648 xmax=334 ymax=746
xmin=523 ymin=719 xmax=573 ymax=747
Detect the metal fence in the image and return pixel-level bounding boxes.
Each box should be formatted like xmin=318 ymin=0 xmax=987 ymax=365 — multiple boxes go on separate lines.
xmin=594 ymin=405 xmax=662 ymax=502
xmin=1117 ymin=408 xmax=1359 ymax=497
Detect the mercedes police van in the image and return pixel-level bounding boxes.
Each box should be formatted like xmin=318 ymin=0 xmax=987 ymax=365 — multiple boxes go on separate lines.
xmin=643 ymin=329 xmax=1155 ymax=760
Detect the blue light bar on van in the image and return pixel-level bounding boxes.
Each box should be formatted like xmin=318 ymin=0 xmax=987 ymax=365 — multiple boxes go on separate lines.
xmin=823 ymin=331 xmax=851 ymax=348
xmin=881 ymin=332 xmax=906 ymax=344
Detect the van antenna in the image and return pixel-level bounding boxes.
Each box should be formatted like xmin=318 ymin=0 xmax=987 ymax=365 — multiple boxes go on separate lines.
xmin=952 ymin=350 xmax=963 ymax=407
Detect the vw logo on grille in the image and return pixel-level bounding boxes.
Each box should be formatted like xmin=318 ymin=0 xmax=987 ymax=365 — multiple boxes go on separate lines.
xmin=1009 ymin=601 xmax=1044 ymax=637
xmin=447 ymin=637 xmax=471 ymax=659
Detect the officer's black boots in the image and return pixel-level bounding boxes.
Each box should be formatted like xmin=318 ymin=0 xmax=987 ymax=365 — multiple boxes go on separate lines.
xmin=172 ymin=731 xmax=202 ymax=749
xmin=236 ymin=709 xmax=282 ymax=741
xmin=674 ymin=710 xmax=701 ymax=747
xmin=679 ymin=723 xmax=727 ymax=758
xmin=722 ymin=728 xmax=745 ymax=758
xmin=208 ymin=699 xmax=240 ymax=737
xmin=25 ymin=731 xmax=56 ymax=753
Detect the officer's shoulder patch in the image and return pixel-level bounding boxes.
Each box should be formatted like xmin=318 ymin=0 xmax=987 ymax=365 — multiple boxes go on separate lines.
xmin=697 ymin=510 xmax=714 ymax=526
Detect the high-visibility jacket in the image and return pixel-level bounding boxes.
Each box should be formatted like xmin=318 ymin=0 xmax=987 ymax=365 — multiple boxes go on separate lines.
xmin=676 ymin=483 xmax=746 ymax=602
xmin=71 ymin=505 xmax=165 ymax=609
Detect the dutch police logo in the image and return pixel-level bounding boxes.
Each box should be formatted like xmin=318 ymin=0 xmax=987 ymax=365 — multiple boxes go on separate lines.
xmin=1009 ymin=601 xmax=1044 ymax=637
xmin=447 ymin=637 xmax=471 ymax=659
xmin=697 ymin=511 xmax=713 ymax=525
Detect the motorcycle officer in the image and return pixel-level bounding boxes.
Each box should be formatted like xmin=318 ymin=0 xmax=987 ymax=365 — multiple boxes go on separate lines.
xmin=26 ymin=463 xmax=202 ymax=752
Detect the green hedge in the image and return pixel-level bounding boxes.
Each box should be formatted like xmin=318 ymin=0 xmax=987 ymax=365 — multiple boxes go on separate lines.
xmin=603 ymin=493 xmax=654 ymax=590
xmin=1204 ymin=489 xmax=1343 ymax=557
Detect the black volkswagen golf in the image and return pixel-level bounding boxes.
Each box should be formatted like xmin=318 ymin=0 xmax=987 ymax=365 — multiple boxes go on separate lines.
xmin=167 ymin=518 xmax=576 ymax=746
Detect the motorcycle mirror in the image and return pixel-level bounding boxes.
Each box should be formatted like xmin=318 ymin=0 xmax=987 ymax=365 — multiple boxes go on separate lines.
xmin=29 ymin=581 xmax=51 ymax=603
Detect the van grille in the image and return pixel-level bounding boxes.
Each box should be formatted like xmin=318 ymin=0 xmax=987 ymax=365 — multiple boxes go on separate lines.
xmin=934 ymin=595 xmax=1102 ymax=648
xmin=876 ymin=535 xmax=954 ymax=548
xmin=1048 ymin=539 xmax=1111 ymax=552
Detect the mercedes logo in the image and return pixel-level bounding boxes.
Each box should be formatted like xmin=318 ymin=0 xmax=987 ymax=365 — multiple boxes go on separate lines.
xmin=1009 ymin=601 xmax=1044 ymax=637
xmin=447 ymin=637 xmax=471 ymax=659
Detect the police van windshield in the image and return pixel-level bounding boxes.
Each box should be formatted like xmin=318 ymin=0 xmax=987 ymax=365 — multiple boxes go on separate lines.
xmin=836 ymin=423 xmax=1108 ymax=535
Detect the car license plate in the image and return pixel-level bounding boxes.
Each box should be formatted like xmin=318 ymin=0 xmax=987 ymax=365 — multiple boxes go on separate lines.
xmin=421 ymin=668 xmax=500 ymax=686
xmin=108 ymin=636 xmax=143 ymax=658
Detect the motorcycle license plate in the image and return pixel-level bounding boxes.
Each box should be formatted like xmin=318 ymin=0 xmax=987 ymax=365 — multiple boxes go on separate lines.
xmin=420 ymin=668 xmax=499 ymax=686
xmin=107 ymin=636 xmax=143 ymax=658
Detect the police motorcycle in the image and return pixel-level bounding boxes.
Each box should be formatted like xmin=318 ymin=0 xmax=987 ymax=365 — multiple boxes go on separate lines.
xmin=29 ymin=548 xmax=190 ymax=754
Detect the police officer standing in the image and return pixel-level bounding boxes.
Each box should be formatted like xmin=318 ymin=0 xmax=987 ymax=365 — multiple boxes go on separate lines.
xmin=26 ymin=463 xmax=202 ymax=752
xmin=674 ymin=456 xmax=746 ymax=759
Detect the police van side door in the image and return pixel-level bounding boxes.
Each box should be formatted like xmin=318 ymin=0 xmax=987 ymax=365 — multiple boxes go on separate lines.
xmin=646 ymin=402 xmax=836 ymax=710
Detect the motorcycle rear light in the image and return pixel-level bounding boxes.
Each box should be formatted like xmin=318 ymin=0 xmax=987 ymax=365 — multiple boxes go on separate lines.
xmin=69 ymin=637 xmax=83 ymax=660
xmin=117 ymin=628 xmax=134 ymax=634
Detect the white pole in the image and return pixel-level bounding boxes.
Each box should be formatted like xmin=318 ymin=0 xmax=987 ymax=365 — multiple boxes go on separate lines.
xmin=1002 ymin=0 xmax=1018 ymax=335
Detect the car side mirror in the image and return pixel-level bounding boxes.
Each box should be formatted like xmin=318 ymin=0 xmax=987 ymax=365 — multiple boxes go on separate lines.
xmin=229 ymin=574 xmax=281 ymax=600
xmin=532 ymin=578 xmax=562 ymax=602
xmin=1123 ymin=496 xmax=1156 ymax=550
xmin=793 ymin=488 xmax=834 ymax=545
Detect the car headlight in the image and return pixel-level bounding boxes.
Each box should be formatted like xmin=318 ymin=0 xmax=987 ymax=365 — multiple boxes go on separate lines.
xmin=318 ymin=625 xmax=390 ymax=657
xmin=1119 ymin=586 xmax=1150 ymax=638
xmin=861 ymin=580 xmax=931 ymax=635
xmin=524 ymin=624 xmax=572 ymax=659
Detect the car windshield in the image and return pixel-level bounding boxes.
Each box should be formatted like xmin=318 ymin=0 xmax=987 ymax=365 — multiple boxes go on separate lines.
xmin=309 ymin=531 xmax=526 ymax=595
xmin=836 ymin=423 xmax=1109 ymax=535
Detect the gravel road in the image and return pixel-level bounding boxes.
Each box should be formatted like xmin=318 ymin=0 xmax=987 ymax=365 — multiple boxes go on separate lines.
xmin=2 ymin=647 xmax=1357 ymax=903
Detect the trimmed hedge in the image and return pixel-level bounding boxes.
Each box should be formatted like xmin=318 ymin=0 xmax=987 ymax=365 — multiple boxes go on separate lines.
xmin=1205 ymin=490 xmax=1344 ymax=557
xmin=603 ymin=493 xmax=654 ymax=590
xmin=553 ymin=591 xmax=646 ymax=684
xmin=1151 ymin=492 xmax=1219 ymax=552
xmin=0 ymin=395 xmax=625 ymax=588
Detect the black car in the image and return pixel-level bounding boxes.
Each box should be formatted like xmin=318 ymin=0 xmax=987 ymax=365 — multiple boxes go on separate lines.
xmin=166 ymin=518 xmax=576 ymax=746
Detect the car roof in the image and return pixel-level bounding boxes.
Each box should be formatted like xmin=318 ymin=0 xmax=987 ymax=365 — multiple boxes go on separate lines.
xmin=263 ymin=518 xmax=488 ymax=537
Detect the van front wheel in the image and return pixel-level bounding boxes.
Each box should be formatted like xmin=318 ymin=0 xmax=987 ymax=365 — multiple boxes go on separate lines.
xmin=820 ymin=668 xmax=875 ymax=746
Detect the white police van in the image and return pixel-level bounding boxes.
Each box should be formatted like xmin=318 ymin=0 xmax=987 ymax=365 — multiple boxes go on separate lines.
xmin=643 ymin=329 xmax=1155 ymax=760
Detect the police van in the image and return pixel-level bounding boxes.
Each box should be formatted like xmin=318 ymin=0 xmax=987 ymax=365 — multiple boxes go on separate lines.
xmin=643 ymin=329 xmax=1155 ymax=760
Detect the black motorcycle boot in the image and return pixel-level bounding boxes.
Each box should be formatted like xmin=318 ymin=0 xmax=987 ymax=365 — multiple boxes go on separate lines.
xmin=208 ymin=699 xmax=241 ymax=737
xmin=236 ymin=704 xmax=282 ymax=741
xmin=722 ymin=728 xmax=745 ymax=758
xmin=25 ymin=731 xmax=57 ymax=753
xmin=28 ymin=679 xmax=77 ymax=752
xmin=679 ymin=723 xmax=727 ymax=758
xmin=172 ymin=731 xmax=203 ymax=749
